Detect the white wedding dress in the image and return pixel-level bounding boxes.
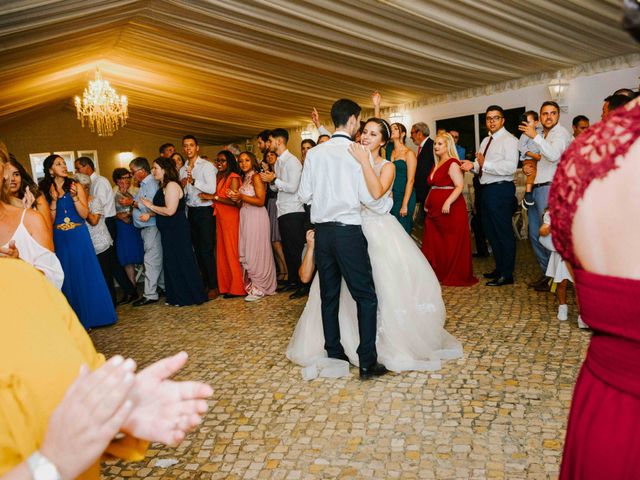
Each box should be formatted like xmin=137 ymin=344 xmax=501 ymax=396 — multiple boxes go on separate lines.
xmin=287 ymin=158 xmax=463 ymax=373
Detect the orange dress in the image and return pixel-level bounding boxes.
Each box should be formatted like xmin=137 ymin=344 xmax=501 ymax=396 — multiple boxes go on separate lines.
xmin=214 ymin=173 xmax=246 ymax=295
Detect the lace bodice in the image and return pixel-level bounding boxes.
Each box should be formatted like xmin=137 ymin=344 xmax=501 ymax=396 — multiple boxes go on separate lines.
xmin=549 ymin=99 xmax=640 ymax=267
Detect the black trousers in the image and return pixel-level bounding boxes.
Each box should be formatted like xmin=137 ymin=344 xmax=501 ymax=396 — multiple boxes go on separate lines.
xmin=103 ymin=216 xmax=138 ymax=298
xmin=188 ymin=205 xmax=217 ymax=290
xmin=315 ymin=223 xmax=378 ymax=368
xmin=481 ymin=182 xmax=516 ymax=279
xmin=471 ymin=177 xmax=489 ymax=256
xmin=97 ymin=245 xmax=136 ymax=304
xmin=278 ymin=211 xmax=306 ymax=285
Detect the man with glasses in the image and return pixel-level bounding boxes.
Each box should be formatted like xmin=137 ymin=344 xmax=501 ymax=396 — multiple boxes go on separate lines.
xmin=461 ymin=106 xmax=519 ymax=286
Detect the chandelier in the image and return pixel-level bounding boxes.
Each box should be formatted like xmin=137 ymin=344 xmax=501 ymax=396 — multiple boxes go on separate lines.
xmin=74 ymin=71 xmax=128 ymax=136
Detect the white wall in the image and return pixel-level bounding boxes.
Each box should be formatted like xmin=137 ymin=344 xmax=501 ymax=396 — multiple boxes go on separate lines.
xmin=407 ymin=66 xmax=639 ymax=148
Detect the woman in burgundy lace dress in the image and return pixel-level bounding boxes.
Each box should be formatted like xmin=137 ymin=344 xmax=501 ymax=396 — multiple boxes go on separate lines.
xmin=550 ymin=8 xmax=640 ymax=475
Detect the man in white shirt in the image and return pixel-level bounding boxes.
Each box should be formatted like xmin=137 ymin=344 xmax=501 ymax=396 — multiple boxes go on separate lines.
xmin=462 ymin=105 xmax=519 ymax=286
xmin=519 ymin=101 xmax=572 ymax=288
xmin=297 ymin=98 xmax=391 ymax=379
xmin=260 ymin=128 xmax=306 ymax=296
xmin=180 ymin=135 xmax=219 ymax=299
xmin=75 ymin=156 xmax=139 ymax=303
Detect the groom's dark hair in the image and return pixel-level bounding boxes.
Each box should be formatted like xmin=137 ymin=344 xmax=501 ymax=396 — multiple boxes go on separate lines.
xmin=331 ymin=99 xmax=361 ymax=128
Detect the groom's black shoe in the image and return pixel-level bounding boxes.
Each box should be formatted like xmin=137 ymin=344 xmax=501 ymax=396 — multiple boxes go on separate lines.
xmin=329 ymin=353 xmax=350 ymax=362
xmin=359 ymin=362 xmax=389 ymax=380
xmin=486 ymin=276 xmax=514 ymax=287
xmin=483 ymin=270 xmax=500 ymax=279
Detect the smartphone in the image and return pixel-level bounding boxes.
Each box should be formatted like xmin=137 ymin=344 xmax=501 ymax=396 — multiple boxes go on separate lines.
xmin=520 ymin=113 xmax=530 ymax=125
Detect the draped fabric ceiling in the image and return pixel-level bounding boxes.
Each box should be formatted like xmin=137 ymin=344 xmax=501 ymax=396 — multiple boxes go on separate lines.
xmin=0 ymin=0 xmax=636 ymax=144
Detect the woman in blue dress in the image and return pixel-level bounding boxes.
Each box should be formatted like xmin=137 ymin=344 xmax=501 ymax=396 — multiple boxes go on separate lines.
xmin=39 ymin=154 xmax=116 ymax=329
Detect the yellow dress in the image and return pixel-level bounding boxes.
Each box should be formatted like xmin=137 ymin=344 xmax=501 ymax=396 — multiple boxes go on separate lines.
xmin=0 ymin=259 xmax=147 ymax=478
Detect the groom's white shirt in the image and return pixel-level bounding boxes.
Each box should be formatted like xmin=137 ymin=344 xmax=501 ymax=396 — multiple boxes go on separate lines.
xmin=297 ymin=134 xmax=392 ymax=225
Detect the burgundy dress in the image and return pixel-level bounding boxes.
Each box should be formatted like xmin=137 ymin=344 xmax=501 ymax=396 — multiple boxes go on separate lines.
xmin=422 ymin=158 xmax=477 ymax=286
xmin=550 ymin=100 xmax=640 ymax=479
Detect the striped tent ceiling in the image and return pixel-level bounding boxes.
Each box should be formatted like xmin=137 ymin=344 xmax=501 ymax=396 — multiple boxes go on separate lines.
xmin=0 ymin=0 xmax=636 ymax=143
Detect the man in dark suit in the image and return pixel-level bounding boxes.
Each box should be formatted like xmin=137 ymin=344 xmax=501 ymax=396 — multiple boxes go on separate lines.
xmin=410 ymin=122 xmax=435 ymax=224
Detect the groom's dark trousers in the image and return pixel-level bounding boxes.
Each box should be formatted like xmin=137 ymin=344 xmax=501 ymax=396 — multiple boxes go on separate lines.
xmin=314 ymin=222 xmax=378 ymax=368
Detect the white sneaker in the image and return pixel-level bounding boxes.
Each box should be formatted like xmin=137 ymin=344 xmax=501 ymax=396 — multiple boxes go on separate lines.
xmin=244 ymin=294 xmax=263 ymax=302
xmin=557 ymin=304 xmax=568 ymax=321
xmin=577 ymin=315 xmax=589 ymax=329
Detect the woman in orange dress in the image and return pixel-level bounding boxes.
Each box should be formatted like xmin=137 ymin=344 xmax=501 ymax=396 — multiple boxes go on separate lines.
xmin=207 ymin=150 xmax=245 ymax=297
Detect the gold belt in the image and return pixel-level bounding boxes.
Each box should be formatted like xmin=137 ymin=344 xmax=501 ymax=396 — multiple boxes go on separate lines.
xmin=55 ymin=217 xmax=83 ymax=231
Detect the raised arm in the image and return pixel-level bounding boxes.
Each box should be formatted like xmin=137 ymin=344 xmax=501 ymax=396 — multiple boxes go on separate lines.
xmin=372 ymin=91 xmax=381 ymax=119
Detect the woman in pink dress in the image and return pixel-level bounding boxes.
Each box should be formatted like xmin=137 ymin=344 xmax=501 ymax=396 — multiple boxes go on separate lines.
xmin=550 ymin=16 xmax=640 ymax=474
xmin=229 ymin=151 xmax=277 ymax=302
xmin=422 ymin=132 xmax=477 ymax=286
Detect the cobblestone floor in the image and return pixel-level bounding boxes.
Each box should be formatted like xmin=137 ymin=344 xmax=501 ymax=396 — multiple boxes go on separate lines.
xmin=91 ymin=241 xmax=588 ymax=480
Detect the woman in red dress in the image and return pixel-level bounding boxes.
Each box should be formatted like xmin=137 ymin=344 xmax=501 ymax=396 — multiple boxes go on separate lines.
xmin=422 ymin=133 xmax=477 ymax=286
xmin=203 ymin=151 xmax=245 ymax=298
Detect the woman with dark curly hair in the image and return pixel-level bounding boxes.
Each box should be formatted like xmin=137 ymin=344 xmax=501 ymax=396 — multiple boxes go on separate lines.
xmin=141 ymin=157 xmax=206 ymax=306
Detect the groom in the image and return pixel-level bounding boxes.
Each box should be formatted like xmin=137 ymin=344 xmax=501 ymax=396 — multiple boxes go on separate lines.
xmin=297 ymin=99 xmax=392 ymax=379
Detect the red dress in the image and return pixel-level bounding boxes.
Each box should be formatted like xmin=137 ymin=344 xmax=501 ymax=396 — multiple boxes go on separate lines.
xmin=214 ymin=173 xmax=246 ymax=296
xmin=550 ymin=100 xmax=640 ymax=479
xmin=422 ymin=158 xmax=477 ymax=286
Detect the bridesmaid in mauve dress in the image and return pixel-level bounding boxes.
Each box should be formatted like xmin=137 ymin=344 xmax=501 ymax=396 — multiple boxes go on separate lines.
xmin=422 ymin=133 xmax=477 ymax=286
xmin=142 ymin=157 xmax=207 ymax=307
xmin=229 ymin=151 xmax=277 ymax=302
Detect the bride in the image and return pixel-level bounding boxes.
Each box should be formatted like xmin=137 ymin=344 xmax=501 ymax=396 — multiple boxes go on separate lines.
xmin=287 ymin=117 xmax=463 ymax=372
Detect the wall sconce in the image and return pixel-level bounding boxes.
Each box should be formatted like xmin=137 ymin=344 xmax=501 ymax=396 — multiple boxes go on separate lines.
xmin=118 ymin=151 xmax=134 ymax=167
xmin=548 ymin=74 xmax=569 ymax=112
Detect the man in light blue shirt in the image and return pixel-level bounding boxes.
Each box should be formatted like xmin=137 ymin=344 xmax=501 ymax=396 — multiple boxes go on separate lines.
xmin=129 ymin=157 xmax=164 ymax=305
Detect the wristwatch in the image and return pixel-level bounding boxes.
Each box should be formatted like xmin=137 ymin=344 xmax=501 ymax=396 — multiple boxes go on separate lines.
xmin=27 ymin=451 xmax=61 ymax=480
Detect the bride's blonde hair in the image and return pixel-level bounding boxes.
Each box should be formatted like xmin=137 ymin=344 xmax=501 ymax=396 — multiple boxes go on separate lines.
xmin=434 ymin=132 xmax=459 ymax=161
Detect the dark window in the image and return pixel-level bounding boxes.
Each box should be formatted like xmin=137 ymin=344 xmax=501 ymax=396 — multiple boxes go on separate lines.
xmin=434 ymin=114 xmax=474 ymax=160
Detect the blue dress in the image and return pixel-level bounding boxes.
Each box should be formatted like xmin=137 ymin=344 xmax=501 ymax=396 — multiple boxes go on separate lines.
xmin=53 ymin=192 xmax=117 ymax=329
xmin=153 ymin=187 xmax=207 ymax=307
xmin=114 ymin=190 xmax=144 ymax=265
xmin=390 ymin=160 xmax=416 ymax=234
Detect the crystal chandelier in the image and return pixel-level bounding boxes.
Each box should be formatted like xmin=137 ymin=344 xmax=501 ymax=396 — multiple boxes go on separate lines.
xmin=74 ymin=71 xmax=128 ymax=136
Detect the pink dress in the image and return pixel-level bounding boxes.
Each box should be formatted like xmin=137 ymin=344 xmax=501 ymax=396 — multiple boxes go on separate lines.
xmin=550 ymin=99 xmax=640 ymax=479
xmin=239 ymin=171 xmax=277 ymax=297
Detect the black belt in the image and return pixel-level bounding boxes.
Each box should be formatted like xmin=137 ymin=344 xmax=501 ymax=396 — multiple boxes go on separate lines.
xmin=316 ymin=221 xmax=357 ymax=227
xmin=483 ymin=181 xmax=512 ymax=186
xmin=533 ymin=181 xmax=552 ymax=188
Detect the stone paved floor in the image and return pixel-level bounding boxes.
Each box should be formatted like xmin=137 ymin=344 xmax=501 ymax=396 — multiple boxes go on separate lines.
xmin=91 ymin=241 xmax=588 ymax=480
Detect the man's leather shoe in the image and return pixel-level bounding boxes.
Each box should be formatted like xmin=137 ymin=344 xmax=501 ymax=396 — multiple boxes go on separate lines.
xmin=289 ymin=287 xmax=309 ymax=299
xmin=117 ymin=293 xmax=139 ymax=306
xmin=528 ymin=276 xmax=549 ymax=288
xmin=277 ymin=283 xmax=298 ymax=293
xmin=329 ymin=353 xmax=350 ymax=362
xmin=132 ymin=297 xmax=158 ymax=307
xmin=486 ymin=277 xmax=514 ymax=287
xmin=483 ymin=270 xmax=500 ymax=279
xmin=359 ymin=362 xmax=389 ymax=379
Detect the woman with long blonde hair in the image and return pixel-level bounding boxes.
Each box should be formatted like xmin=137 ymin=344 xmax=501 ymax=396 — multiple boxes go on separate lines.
xmin=422 ymin=132 xmax=477 ymax=286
